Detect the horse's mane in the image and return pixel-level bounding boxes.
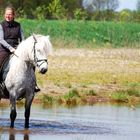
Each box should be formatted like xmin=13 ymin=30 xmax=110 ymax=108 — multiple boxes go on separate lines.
xmin=16 ymin=34 xmax=53 ymax=56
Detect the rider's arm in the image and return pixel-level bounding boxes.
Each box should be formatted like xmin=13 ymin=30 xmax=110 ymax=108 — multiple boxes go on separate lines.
xmin=0 ymin=24 xmax=15 ymax=52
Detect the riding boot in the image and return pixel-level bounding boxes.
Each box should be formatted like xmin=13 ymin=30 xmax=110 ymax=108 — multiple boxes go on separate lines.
xmin=33 ymin=66 xmax=41 ymax=92
xmin=35 ymin=83 xmax=40 ymax=92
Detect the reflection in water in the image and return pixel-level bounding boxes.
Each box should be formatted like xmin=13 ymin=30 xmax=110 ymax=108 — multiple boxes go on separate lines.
xmin=24 ymin=134 xmax=29 ymax=140
xmin=9 ymin=133 xmax=15 ymax=140
xmin=9 ymin=129 xmax=29 ymax=140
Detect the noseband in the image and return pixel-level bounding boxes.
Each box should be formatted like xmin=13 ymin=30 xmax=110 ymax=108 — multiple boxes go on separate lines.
xmin=32 ymin=35 xmax=48 ymax=68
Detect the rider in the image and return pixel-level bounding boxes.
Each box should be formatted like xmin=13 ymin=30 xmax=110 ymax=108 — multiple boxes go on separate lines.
xmin=0 ymin=6 xmax=40 ymax=92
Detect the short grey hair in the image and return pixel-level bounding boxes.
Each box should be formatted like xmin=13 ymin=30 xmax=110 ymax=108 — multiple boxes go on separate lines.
xmin=5 ymin=6 xmax=15 ymax=15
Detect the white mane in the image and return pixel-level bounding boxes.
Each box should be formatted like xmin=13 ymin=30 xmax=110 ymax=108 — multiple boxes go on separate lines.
xmin=15 ymin=34 xmax=53 ymax=61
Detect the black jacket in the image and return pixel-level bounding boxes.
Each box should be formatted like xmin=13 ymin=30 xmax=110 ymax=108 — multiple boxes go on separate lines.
xmin=1 ymin=20 xmax=22 ymax=48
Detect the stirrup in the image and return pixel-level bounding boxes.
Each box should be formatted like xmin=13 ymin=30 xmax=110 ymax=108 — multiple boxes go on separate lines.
xmin=35 ymin=86 xmax=40 ymax=92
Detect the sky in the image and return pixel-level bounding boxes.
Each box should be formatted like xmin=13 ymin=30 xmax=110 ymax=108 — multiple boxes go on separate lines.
xmin=117 ymin=0 xmax=137 ymax=11
xmin=83 ymin=0 xmax=138 ymax=11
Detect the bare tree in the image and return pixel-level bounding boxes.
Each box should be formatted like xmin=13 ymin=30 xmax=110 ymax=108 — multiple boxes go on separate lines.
xmin=137 ymin=0 xmax=140 ymax=11
xmin=105 ymin=0 xmax=119 ymax=10
xmin=82 ymin=0 xmax=119 ymax=12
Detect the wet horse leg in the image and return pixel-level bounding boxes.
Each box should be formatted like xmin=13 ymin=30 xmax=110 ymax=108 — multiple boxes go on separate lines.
xmin=24 ymin=95 xmax=34 ymax=128
xmin=10 ymin=97 xmax=17 ymax=128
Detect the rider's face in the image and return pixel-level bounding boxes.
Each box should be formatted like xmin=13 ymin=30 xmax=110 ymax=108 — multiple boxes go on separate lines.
xmin=5 ymin=9 xmax=15 ymax=22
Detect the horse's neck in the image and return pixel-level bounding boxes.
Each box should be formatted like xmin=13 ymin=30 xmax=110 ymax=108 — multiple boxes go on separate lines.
xmin=16 ymin=39 xmax=32 ymax=60
xmin=10 ymin=39 xmax=34 ymax=71
xmin=10 ymin=56 xmax=31 ymax=72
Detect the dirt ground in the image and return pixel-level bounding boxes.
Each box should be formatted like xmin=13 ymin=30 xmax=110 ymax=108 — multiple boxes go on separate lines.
xmin=35 ymin=48 xmax=140 ymax=100
xmin=0 ymin=48 xmax=140 ymax=104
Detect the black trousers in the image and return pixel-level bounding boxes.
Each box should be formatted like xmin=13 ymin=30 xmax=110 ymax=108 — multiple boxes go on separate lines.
xmin=0 ymin=44 xmax=10 ymax=80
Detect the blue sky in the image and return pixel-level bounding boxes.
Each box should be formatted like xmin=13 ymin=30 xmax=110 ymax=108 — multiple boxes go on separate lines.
xmin=117 ymin=0 xmax=137 ymax=11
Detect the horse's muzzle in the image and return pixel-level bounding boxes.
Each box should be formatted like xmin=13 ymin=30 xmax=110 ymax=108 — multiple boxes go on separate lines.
xmin=40 ymin=68 xmax=47 ymax=74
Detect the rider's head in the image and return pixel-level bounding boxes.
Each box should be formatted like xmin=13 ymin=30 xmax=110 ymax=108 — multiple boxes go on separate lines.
xmin=4 ymin=6 xmax=15 ymax=22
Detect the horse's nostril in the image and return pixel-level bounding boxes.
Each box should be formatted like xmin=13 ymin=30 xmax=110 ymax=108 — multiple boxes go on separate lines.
xmin=40 ymin=68 xmax=47 ymax=74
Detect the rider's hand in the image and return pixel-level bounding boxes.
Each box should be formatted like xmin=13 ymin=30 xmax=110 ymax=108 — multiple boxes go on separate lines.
xmin=10 ymin=48 xmax=16 ymax=53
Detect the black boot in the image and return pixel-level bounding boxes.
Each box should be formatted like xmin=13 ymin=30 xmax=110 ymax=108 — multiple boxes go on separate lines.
xmin=35 ymin=85 xmax=40 ymax=92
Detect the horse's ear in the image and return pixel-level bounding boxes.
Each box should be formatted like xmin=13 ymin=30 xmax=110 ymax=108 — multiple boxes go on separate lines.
xmin=32 ymin=33 xmax=37 ymax=42
xmin=46 ymin=35 xmax=50 ymax=39
xmin=32 ymin=33 xmax=36 ymax=36
xmin=32 ymin=33 xmax=36 ymax=37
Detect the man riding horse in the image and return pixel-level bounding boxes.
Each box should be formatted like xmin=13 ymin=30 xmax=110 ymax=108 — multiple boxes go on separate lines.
xmin=0 ymin=6 xmax=40 ymax=94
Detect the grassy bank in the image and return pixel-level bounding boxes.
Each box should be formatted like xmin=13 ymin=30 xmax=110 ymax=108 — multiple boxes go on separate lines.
xmin=19 ymin=19 xmax=140 ymax=48
xmin=33 ymin=48 xmax=140 ymax=106
xmin=0 ymin=19 xmax=140 ymax=106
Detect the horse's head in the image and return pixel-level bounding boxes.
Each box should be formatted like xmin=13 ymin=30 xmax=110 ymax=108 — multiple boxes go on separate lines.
xmin=31 ymin=34 xmax=52 ymax=74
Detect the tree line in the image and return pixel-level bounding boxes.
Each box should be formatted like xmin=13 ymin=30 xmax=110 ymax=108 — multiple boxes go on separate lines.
xmin=0 ymin=0 xmax=140 ymax=22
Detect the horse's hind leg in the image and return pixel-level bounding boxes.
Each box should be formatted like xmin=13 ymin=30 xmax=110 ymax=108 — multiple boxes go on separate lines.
xmin=24 ymin=95 xmax=34 ymax=128
xmin=10 ymin=97 xmax=17 ymax=128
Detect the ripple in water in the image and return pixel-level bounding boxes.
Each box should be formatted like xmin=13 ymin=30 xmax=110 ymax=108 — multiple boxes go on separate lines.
xmin=0 ymin=118 xmax=115 ymax=135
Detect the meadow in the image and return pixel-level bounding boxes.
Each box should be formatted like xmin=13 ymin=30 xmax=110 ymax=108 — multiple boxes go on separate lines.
xmin=34 ymin=48 xmax=140 ymax=106
xmin=17 ymin=19 xmax=140 ymax=106
xmin=19 ymin=19 xmax=140 ymax=48
xmin=1 ymin=19 xmax=140 ymax=105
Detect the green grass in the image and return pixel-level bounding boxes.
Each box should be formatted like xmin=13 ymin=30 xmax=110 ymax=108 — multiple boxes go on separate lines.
xmin=14 ymin=19 xmax=140 ymax=106
xmin=87 ymin=90 xmax=97 ymax=96
xmin=41 ymin=94 xmax=54 ymax=104
xmin=110 ymin=91 xmax=129 ymax=102
xmin=18 ymin=19 xmax=140 ymax=48
xmin=110 ymin=85 xmax=140 ymax=103
xmin=63 ymin=88 xmax=80 ymax=100
xmin=40 ymin=71 xmax=140 ymax=86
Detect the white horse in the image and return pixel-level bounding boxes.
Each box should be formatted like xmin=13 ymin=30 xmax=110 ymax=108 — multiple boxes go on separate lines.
xmin=0 ymin=34 xmax=52 ymax=128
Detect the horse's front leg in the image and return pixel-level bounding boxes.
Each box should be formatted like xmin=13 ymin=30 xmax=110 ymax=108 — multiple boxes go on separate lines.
xmin=10 ymin=96 xmax=17 ymax=128
xmin=24 ymin=94 xmax=34 ymax=128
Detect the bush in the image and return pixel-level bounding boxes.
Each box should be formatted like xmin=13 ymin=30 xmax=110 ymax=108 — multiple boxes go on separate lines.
xmin=16 ymin=7 xmax=26 ymax=19
xmin=32 ymin=5 xmax=47 ymax=20
xmin=48 ymin=0 xmax=67 ymax=19
xmin=74 ymin=8 xmax=88 ymax=20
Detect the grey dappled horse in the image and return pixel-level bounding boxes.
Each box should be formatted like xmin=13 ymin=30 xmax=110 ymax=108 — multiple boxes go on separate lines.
xmin=0 ymin=34 xmax=52 ymax=128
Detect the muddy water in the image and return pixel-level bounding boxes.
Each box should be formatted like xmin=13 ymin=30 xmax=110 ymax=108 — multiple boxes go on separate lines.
xmin=0 ymin=103 xmax=140 ymax=140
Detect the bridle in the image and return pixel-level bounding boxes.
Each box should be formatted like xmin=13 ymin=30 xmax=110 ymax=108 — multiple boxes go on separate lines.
xmin=32 ymin=35 xmax=48 ymax=68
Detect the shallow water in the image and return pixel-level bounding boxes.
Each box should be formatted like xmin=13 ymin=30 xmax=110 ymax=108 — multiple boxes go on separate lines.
xmin=0 ymin=103 xmax=140 ymax=140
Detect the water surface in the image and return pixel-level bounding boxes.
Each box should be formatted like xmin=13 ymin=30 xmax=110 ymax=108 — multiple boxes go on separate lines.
xmin=0 ymin=103 xmax=140 ymax=140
